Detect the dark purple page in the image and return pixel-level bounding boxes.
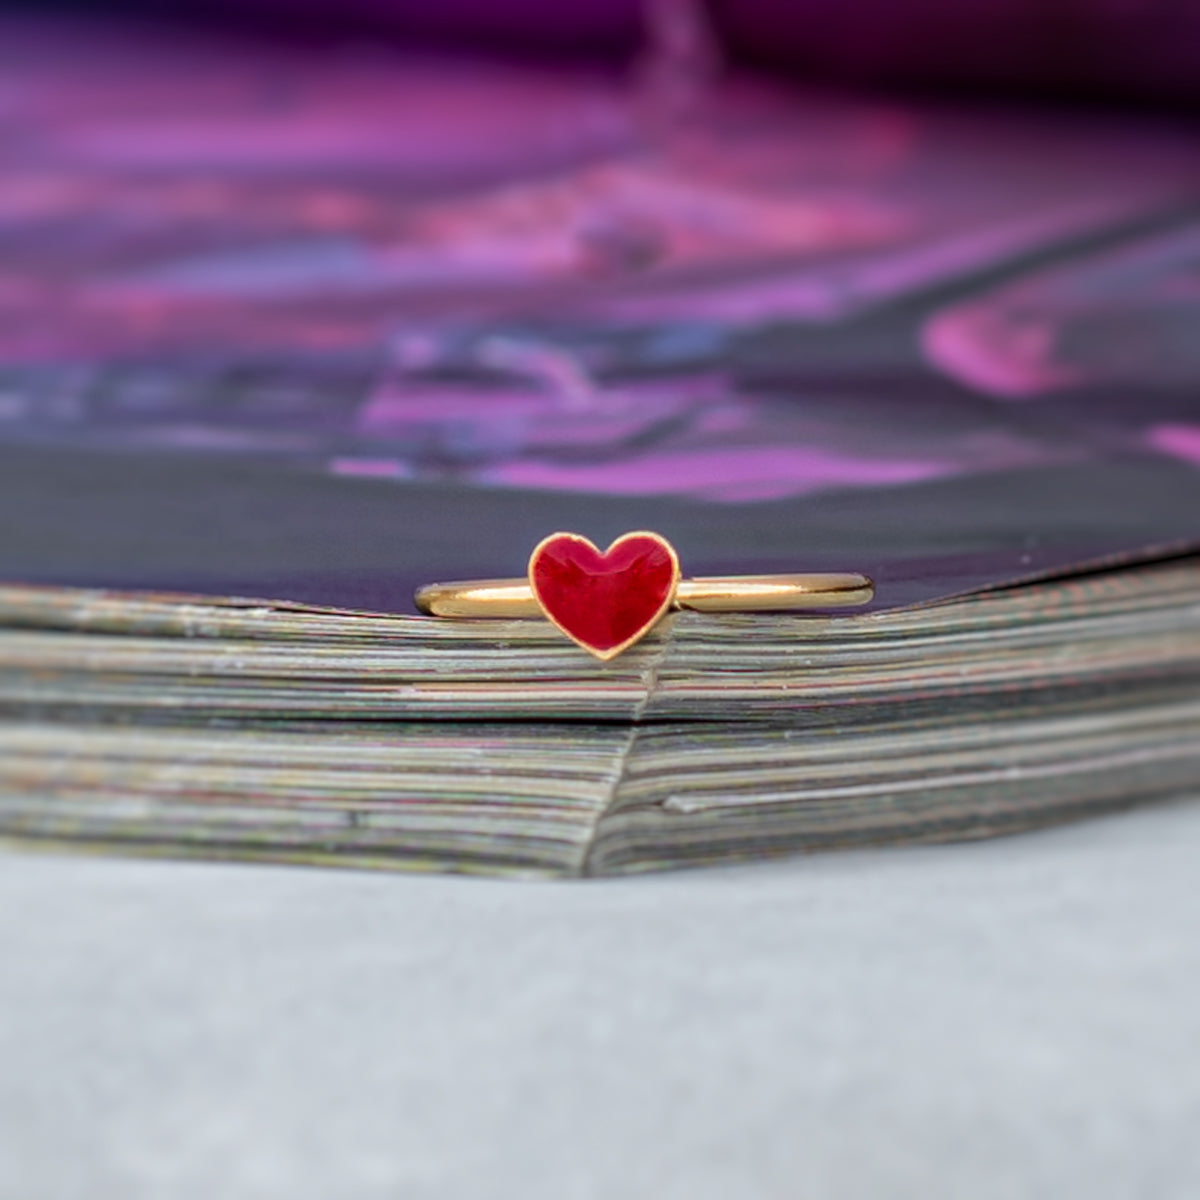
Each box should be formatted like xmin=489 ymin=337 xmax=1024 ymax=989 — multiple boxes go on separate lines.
xmin=1 ymin=16 xmax=1198 ymax=613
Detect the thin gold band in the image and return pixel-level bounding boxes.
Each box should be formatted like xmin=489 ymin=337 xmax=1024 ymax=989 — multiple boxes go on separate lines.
xmin=415 ymin=572 xmax=873 ymax=618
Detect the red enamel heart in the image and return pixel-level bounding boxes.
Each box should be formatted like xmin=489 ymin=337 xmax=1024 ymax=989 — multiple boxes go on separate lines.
xmin=528 ymin=531 xmax=681 ymax=660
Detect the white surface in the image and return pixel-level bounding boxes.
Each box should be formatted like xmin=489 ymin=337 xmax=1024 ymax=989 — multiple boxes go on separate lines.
xmin=2 ymin=801 xmax=1199 ymax=1200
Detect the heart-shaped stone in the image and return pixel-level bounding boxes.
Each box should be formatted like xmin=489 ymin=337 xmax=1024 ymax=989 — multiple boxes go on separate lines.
xmin=528 ymin=531 xmax=681 ymax=660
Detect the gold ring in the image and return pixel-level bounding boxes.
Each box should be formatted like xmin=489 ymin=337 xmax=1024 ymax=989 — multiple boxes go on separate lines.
xmin=415 ymin=530 xmax=873 ymax=660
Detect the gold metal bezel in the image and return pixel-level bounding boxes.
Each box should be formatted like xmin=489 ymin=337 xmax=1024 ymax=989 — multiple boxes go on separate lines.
xmin=526 ymin=530 xmax=682 ymax=661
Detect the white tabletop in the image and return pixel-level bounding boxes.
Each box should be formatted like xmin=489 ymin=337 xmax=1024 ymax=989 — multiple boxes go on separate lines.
xmin=3 ymin=799 xmax=1198 ymax=1200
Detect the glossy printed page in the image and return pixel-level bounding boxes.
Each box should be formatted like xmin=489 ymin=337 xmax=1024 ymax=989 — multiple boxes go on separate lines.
xmin=0 ymin=14 xmax=1198 ymax=612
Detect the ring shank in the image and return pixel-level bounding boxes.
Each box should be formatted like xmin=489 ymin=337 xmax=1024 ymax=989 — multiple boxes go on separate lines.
xmin=415 ymin=573 xmax=873 ymax=617
xmin=678 ymin=574 xmax=873 ymax=611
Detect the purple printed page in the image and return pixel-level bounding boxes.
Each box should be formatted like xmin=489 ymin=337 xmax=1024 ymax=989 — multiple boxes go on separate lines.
xmin=0 ymin=14 xmax=1198 ymax=614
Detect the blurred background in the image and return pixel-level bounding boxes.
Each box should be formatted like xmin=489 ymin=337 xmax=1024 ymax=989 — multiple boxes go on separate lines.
xmin=8 ymin=0 xmax=1200 ymax=107
xmin=0 ymin=0 xmax=1197 ymax=603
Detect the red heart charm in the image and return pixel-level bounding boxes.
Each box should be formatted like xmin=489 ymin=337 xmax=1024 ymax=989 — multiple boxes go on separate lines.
xmin=528 ymin=531 xmax=681 ymax=660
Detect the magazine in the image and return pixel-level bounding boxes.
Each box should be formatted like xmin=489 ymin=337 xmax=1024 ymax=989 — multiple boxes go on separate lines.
xmin=1 ymin=15 xmax=1197 ymax=874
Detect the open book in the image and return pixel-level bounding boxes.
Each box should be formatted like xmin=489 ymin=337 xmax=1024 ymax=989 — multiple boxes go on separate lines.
xmin=2 ymin=15 xmax=1198 ymax=875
